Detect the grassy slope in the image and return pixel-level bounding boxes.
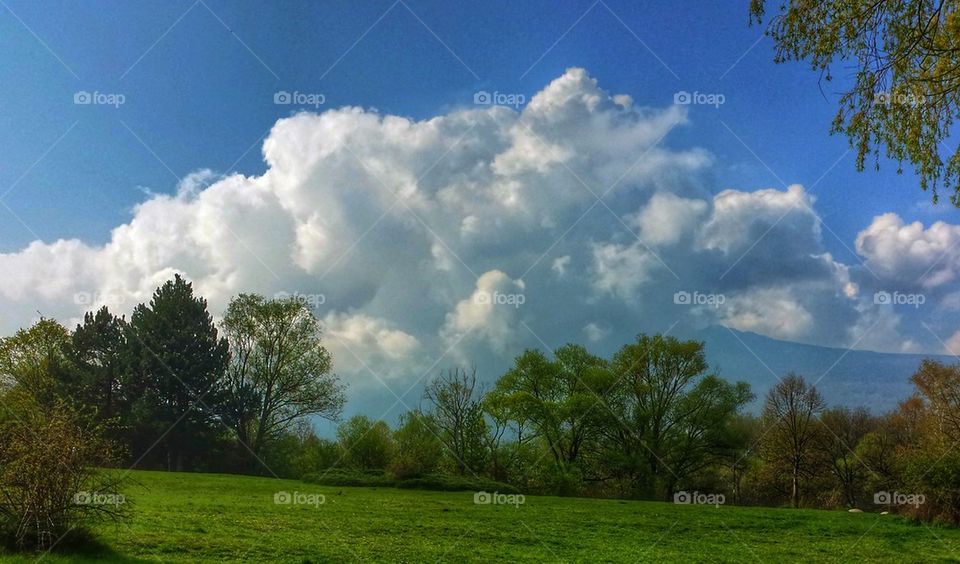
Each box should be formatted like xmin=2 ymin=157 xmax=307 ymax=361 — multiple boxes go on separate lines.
xmin=1 ymin=470 xmax=958 ymax=563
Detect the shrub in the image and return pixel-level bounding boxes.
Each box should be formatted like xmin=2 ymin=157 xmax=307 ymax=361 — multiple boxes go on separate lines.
xmin=301 ymin=469 xmax=519 ymax=494
xmin=301 ymin=469 xmax=394 ymax=488
xmin=0 ymin=387 xmax=127 ymax=551
xmin=395 ymin=474 xmax=519 ymax=494
xmin=336 ymin=416 xmax=395 ymax=471
xmin=388 ymin=411 xmax=442 ymax=479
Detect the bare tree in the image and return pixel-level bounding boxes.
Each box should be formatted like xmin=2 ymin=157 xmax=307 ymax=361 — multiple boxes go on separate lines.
xmin=423 ymin=368 xmax=487 ymax=475
xmin=819 ymin=407 xmax=873 ymax=508
xmin=760 ymin=373 xmax=826 ymax=508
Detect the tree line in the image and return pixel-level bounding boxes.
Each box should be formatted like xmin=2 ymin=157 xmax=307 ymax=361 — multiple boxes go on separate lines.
xmin=321 ymin=344 xmax=960 ymax=525
xmin=3 ymin=275 xmax=960 ymax=550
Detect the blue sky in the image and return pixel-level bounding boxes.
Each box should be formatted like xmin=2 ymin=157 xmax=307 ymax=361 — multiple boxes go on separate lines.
xmin=3 ymin=0 xmax=954 ymax=253
xmin=3 ymin=0 xmax=960 ymax=417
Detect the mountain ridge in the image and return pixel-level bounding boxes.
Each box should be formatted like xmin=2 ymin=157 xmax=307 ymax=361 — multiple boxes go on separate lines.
xmin=697 ymin=325 xmax=954 ymax=413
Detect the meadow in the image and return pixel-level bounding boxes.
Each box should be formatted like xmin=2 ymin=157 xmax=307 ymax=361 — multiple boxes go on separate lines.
xmin=2 ymin=470 xmax=958 ymax=563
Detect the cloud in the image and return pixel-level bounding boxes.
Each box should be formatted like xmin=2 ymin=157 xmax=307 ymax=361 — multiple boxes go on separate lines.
xmin=441 ymin=270 xmax=525 ymax=354
xmin=0 ymin=67 xmax=958 ymax=402
xmin=629 ymin=191 xmax=709 ymax=247
xmin=944 ymin=329 xmax=960 ymax=355
xmin=856 ymin=213 xmax=960 ymax=289
xmin=321 ymin=312 xmax=422 ymax=382
xmin=717 ymin=287 xmax=814 ymax=341
xmin=583 ymin=322 xmax=611 ymax=343
xmin=551 ymin=255 xmax=571 ymax=277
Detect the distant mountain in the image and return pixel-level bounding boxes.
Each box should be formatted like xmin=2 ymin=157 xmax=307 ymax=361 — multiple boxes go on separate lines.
xmin=697 ymin=326 xmax=953 ymax=414
xmin=319 ymin=325 xmax=953 ymax=439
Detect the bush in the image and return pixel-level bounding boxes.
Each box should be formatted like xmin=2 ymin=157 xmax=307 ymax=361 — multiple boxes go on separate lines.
xmin=0 ymin=388 xmax=127 ymax=551
xmin=336 ymin=416 xmax=395 ymax=471
xmin=301 ymin=469 xmax=519 ymax=494
xmin=301 ymin=469 xmax=394 ymax=488
xmin=396 ymin=474 xmax=519 ymax=494
xmin=388 ymin=411 xmax=442 ymax=479
xmin=292 ymin=435 xmax=341 ymax=478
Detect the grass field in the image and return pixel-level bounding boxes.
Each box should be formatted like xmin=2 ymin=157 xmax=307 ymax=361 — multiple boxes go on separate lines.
xmin=2 ymin=470 xmax=959 ymax=562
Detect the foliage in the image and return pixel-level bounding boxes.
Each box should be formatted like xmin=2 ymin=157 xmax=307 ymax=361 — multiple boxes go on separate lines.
xmin=490 ymin=345 xmax=612 ymax=475
xmin=0 ymin=368 xmax=127 ymax=552
xmin=606 ymin=335 xmax=753 ymax=498
xmin=11 ymin=278 xmax=960 ymax=534
xmin=751 ymin=0 xmax=960 ymax=204
xmin=0 ymin=318 xmax=70 ymax=400
xmin=124 ymin=274 xmax=229 ymax=471
xmin=388 ymin=410 xmax=443 ymax=479
xmin=219 ymin=294 xmax=344 ymax=468
xmin=336 ymin=416 xmax=396 ymax=471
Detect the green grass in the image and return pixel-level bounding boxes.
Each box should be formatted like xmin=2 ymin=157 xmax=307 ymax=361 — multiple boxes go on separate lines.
xmin=2 ymin=470 xmax=959 ymax=562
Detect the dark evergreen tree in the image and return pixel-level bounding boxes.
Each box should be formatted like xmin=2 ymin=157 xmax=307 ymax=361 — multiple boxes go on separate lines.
xmin=61 ymin=306 xmax=127 ymax=425
xmin=125 ymin=275 xmax=229 ymax=471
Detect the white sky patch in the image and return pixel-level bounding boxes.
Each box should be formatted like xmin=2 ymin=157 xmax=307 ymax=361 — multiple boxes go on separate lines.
xmin=944 ymin=330 xmax=960 ymax=355
xmin=583 ymin=322 xmax=610 ymax=342
xmin=441 ymin=270 xmax=525 ymax=354
xmin=321 ymin=312 xmax=422 ymax=383
xmin=551 ymin=255 xmax=571 ymax=277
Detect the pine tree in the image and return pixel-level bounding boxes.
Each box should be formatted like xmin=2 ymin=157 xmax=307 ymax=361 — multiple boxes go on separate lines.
xmin=63 ymin=306 xmax=127 ymax=424
xmin=125 ymin=275 xmax=229 ymax=471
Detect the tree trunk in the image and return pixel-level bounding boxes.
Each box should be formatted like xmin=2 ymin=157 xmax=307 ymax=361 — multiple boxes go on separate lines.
xmin=791 ymin=463 xmax=800 ymax=508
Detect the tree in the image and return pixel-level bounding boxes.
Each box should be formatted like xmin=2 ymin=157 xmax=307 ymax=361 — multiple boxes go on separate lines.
xmin=424 ymin=368 xmax=489 ymax=476
xmin=292 ymin=432 xmax=341 ymax=478
xmin=607 ymin=334 xmax=751 ymax=498
xmin=220 ymin=294 xmax=344 ymax=468
xmin=125 ymin=275 xmax=229 ymax=471
xmin=722 ymin=414 xmax=762 ymax=506
xmin=336 ymin=416 xmax=395 ymax=471
xmin=60 ymin=307 xmax=127 ymax=424
xmin=484 ymin=379 xmax=541 ymax=486
xmin=657 ymin=375 xmax=754 ymax=496
xmin=760 ymin=373 xmax=826 ymax=508
xmin=0 ymin=390 xmax=126 ymax=551
xmin=891 ymin=360 xmax=960 ymax=522
xmin=0 ymin=332 xmax=127 ymax=552
xmin=389 ymin=410 xmax=443 ymax=479
xmin=0 ymin=318 xmax=70 ymax=398
xmin=491 ymin=346 xmax=612 ymax=470
xmin=911 ymin=359 xmax=960 ymax=442
xmin=750 ymin=0 xmax=960 ymax=204
xmin=818 ymin=407 xmax=873 ymax=508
